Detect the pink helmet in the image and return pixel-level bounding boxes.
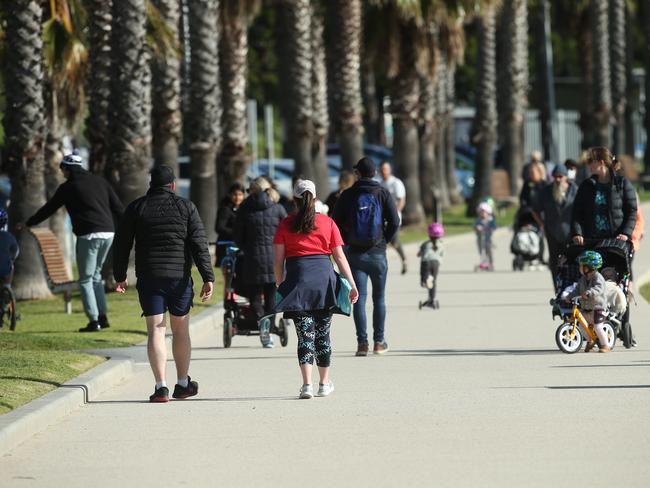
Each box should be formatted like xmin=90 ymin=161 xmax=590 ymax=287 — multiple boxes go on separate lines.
xmin=428 ymin=222 xmax=444 ymax=238
xmin=477 ymin=202 xmax=493 ymax=215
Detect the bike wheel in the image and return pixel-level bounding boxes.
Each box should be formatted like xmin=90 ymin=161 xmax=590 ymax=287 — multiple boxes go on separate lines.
xmin=223 ymin=316 xmax=233 ymax=348
xmin=555 ymin=322 xmax=583 ymax=353
xmin=601 ymin=322 xmax=616 ymax=350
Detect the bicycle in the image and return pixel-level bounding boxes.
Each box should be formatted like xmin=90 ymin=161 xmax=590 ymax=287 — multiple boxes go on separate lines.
xmin=553 ymin=297 xmax=616 ymax=354
xmin=0 ymin=284 xmax=17 ymax=331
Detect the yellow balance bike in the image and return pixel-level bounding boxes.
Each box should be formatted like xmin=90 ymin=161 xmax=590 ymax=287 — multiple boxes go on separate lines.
xmin=554 ymin=297 xmax=616 ymax=354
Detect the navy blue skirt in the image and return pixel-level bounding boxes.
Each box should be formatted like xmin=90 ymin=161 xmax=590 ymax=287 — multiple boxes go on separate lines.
xmin=273 ymin=254 xmax=347 ymax=316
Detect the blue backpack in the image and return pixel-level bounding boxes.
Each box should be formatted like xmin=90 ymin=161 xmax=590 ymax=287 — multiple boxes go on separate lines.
xmin=348 ymin=188 xmax=383 ymax=247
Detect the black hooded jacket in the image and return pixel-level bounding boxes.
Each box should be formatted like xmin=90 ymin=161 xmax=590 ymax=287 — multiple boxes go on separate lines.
xmin=233 ymin=191 xmax=287 ymax=285
xmin=113 ymin=186 xmax=214 ymax=283
xmin=571 ymin=171 xmax=637 ymax=240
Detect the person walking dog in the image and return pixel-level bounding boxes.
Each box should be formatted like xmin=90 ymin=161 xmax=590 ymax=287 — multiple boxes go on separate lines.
xmin=113 ymin=165 xmax=214 ymax=403
xmin=332 ymin=157 xmax=399 ymax=356
xmin=272 ymin=180 xmax=358 ymax=399
xmin=22 ymin=153 xmax=124 ymax=332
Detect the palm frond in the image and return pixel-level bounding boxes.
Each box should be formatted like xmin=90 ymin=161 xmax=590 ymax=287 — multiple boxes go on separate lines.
xmin=146 ymin=0 xmax=181 ymax=60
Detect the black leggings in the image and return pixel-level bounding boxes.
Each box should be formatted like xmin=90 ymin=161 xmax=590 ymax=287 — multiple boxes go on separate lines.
xmin=292 ymin=311 xmax=333 ymax=367
xmin=420 ymin=260 xmax=440 ymax=302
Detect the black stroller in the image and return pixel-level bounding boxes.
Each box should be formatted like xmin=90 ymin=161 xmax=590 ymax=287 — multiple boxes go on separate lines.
xmin=551 ymin=238 xmax=635 ymax=351
xmin=511 ymin=207 xmax=544 ymax=271
xmin=219 ymin=242 xmax=290 ymax=348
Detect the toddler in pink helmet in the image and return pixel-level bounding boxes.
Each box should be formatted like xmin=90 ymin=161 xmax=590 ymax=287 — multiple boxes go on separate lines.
xmin=417 ymin=222 xmax=444 ymax=309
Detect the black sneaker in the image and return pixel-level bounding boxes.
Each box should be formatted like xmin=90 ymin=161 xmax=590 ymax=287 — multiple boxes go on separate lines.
xmin=98 ymin=315 xmax=110 ymax=329
xmin=79 ymin=321 xmax=101 ymax=332
xmin=149 ymin=386 xmax=170 ymax=403
xmin=172 ymin=377 xmax=198 ymax=399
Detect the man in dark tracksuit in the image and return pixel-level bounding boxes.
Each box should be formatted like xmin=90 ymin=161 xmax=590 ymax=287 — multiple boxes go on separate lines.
xmin=332 ymin=157 xmax=400 ymax=357
xmin=24 ymin=153 xmax=124 ymax=332
xmin=113 ymin=165 xmax=214 ymax=403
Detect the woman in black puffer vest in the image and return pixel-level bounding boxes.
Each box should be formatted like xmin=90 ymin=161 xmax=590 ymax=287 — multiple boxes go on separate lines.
xmin=233 ymin=177 xmax=287 ymax=347
xmin=571 ymin=146 xmax=637 ymax=245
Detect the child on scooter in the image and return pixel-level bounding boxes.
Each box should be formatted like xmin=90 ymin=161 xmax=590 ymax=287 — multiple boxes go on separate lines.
xmin=474 ymin=202 xmax=496 ymax=270
xmin=566 ymin=250 xmax=610 ymax=352
xmin=417 ymin=223 xmax=444 ymax=309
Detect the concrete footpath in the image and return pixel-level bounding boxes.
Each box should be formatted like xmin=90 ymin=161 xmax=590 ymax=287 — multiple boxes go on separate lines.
xmin=1 ymin=207 xmax=650 ymax=487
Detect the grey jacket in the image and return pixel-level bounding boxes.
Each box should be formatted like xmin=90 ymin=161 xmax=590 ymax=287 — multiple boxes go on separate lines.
xmin=535 ymin=181 xmax=578 ymax=244
xmin=568 ymin=270 xmax=607 ymax=311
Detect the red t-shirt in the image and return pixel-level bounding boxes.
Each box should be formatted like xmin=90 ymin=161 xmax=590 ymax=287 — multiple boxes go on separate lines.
xmin=274 ymin=213 xmax=344 ymax=257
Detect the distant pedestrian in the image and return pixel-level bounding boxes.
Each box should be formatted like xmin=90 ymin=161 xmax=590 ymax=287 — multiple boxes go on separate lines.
xmin=474 ymin=202 xmax=496 ymax=271
xmin=113 ymin=165 xmax=214 ymax=403
xmin=272 ymin=180 xmax=358 ymax=399
xmin=22 ymin=153 xmax=123 ymax=332
xmin=534 ymin=164 xmax=578 ymax=282
xmin=332 ymin=157 xmax=399 ymax=356
xmin=325 ymin=170 xmax=355 ymax=217
xmin=215 ymin=182 xmax=245 ymax=267
xmin=233 ymin=176 xmax=287 ymax=348
xmin=378 ymin=160 xmax=408 ymax=274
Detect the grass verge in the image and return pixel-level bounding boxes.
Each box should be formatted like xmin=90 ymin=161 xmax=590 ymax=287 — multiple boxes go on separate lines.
xmin=640 ymin=281 xmax=650 ymax=304
xmin=0 ymin=270 xmax=223 ymax=414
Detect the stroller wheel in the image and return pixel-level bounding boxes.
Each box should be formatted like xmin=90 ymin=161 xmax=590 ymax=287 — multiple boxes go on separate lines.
xmin=279 ymin=318 xmax=290 ymax=347
xmin=223 ymin=316 xmax=234 ymax=348
xmin=434 ymin=300 xmax=439 ymax=309
xmin=621 ymin=322 xmax=633 ymax=349
xmin=418 ymin=301 xmax=423 ymax=310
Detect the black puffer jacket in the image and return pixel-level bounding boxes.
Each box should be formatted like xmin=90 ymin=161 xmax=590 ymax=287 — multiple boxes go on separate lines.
xmin=571 ymin=172 xmax=637 ymax=239
xmin=113 ymin=187 xmax=214 ymax=283
xmin=233 ymin=191 xmax=287 ymax=285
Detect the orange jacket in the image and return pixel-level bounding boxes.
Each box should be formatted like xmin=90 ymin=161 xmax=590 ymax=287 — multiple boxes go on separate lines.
xmin=632 ymin=205 xmax=644 ymax=251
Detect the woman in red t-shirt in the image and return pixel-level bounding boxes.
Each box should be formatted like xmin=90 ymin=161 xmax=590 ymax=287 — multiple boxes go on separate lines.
xmin=273 ymin=180 xmax=358 ymax=399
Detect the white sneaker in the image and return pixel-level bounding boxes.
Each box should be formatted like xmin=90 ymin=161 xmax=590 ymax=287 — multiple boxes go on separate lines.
xmin=299 ymin=384 xmax=313 ymax=399
xmin=317 ymin=382 xmax=334 ymax=397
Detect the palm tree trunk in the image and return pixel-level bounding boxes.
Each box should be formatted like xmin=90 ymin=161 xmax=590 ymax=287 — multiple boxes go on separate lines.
xmin=391 ymin=21 xmax=424 ymax=225
xmin=84 ymin=0 xmax=113 ymax=175
xmin=444 ymin=63 xmax=461 ymax=204
xmin=326 ymin=0 xmax=363 ymax=171
xmin=609 ymin=0 xmax=626 ymax=155
xmin=469 ymin=8 xmax=497 ymax=215
xmin=362 ymin=58 xmax=382 ymax=145
xmin=311 ymin=3 xmax=330 ymax=200
xmin=151 ymin=0 xmax=182 ymax=175
xmin=218 ymin=0 xmax=251 ymax=199
xmin=534 ymin=0 xmax=556 ymax=163
xmin=500 ymin=0 xmax=528 ymax=196
xmin=644 ymin=0 xmax=650 ymax=173
xmin=591 ymin=0 xmax=611 ymax=147
xmin=624 ymin=4 xmax=636 ymax=157
xmin=418 ymin=74 xmax=437 ymax=216
xmin=278 ymin=1 xmax=313 ymax=180
xmin=187 ymin=0 xmax=221 ymax=240
xmin=3 ymin=0 xmax=52 ymax=299
xmin=578 ymin=11 xmax=595 ymax=149
xmin=435 ymin=53 xmax=450 ymax=208
xmin=109 ymin=0 xmax=152 ymax=205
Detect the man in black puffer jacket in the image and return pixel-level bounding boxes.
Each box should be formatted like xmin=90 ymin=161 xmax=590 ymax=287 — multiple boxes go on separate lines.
xmin=113 ymin=165 xmax=214 ymax=403
xmin=233 ymin=176 xmax=287 ymax=348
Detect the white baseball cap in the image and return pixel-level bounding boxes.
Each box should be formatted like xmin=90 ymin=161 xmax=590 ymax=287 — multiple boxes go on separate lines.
xmin=293 ymin=179 xmax=316 ymax=199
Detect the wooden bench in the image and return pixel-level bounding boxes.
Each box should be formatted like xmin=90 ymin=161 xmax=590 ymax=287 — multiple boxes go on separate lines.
xmin=29 ymin=228 xmax=77 ymax=314
xmin=491 ymin=169 xmax=518 ymax=215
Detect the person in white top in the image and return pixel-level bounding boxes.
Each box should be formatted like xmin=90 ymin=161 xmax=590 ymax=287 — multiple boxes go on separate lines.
xmin=378 ymin=161 xmax=407 ymax=274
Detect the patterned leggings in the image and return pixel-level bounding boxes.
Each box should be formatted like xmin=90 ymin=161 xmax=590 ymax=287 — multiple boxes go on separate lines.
xmin=292 ymin=311 xmax=333 ymax=367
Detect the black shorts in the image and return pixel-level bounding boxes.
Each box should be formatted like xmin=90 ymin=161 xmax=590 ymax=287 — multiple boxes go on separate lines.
xmin=136 ymin=277 xmax=194 ymax=317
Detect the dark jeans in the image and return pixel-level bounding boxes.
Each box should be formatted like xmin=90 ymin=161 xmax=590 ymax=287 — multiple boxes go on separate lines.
xmin=249 ymin=283 xmax=276 ymax=324
xmin=345 ymin=249 xmax=388 ymax=344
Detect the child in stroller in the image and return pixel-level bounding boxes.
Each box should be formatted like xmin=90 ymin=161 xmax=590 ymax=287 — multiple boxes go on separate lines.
xmin=417 ymin=222 xmax=444 ymax=309
xmin=219 ymin=242 xmax=290 ymax=348
xmin=474 ymin=202 xmax=496 ymax=271
xmin=511 ymin=206 xmax=544 ymax=271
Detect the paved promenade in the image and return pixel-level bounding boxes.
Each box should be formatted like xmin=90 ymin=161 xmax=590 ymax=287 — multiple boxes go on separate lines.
xmin=2 ymin=211 xmax=650 ymax=487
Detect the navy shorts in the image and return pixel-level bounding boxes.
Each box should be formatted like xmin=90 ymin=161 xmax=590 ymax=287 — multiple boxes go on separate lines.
xmin=136 ymin=277 xmax=194 ymax=317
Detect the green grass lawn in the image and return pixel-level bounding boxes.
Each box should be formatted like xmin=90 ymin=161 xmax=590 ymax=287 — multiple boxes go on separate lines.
xmin=0 ymin=269 xmax=223 ymax=415
xmin=640 ymin=281 xmax=650 ymax=304
xmin=400 ymin=203 xmax=519 ymax=244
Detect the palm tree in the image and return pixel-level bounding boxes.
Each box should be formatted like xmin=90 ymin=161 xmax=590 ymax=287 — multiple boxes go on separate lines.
xmin=311 ymin=1 xmax=331 ymax=200
xmin=468 ymin=4 xmax=497 ymax=215
xmin=3 ymin=0 xmax=52 ymax=299
xmin=418 ymin=72 xmax=437 ymax=216
xmin=186 ymin=0 xmax=221 ymax=238
xmin=499 ymin=0 xmax=528 ymax=196
xmin=444 ymin=58 xmax=461 ymax=204
xmin=218 ymin=0 xmax=259 ymax=198
xmin=151 ymin=0 xmax=182 ymax=174
xmin=109 ymin=0 xmax=151 ymax=205
xmin=277 ymin=0 xmax=314 ymax=180
xmin=644 ymin=0 xmax=650 ymax=174
xmin=609 ymin=0 xmax=626 ymax=155
xmin=591 ymin=0 xmax=611 ymax=147
xmin=435 ymin=49 xmax=451 ymax=208
xmin=326 ymin=0 xmax=363 ymax=171
xmin=85 ymin=0 xmax=112 ymax=174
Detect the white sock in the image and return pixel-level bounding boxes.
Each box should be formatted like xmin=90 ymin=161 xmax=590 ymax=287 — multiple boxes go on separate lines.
xmin=155 ymin=381 xmax=167 ymax=390
xmin=177 ymin=377 xmax=189 ymax=388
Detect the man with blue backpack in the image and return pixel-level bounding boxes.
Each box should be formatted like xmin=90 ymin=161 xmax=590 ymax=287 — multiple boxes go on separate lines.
xmin=332 ymin=157 xmax=400 ymax=356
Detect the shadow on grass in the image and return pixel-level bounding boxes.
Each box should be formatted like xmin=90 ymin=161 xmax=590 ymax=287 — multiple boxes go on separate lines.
xmin=0 ymin=376 xmax=61 ymax=387
xmin=376 ymin=348 xmax=557 ymax=357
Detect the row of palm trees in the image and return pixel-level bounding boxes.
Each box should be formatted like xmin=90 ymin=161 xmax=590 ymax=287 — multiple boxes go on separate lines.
xmin=3 ymin=0 xmax=650 ymax=299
